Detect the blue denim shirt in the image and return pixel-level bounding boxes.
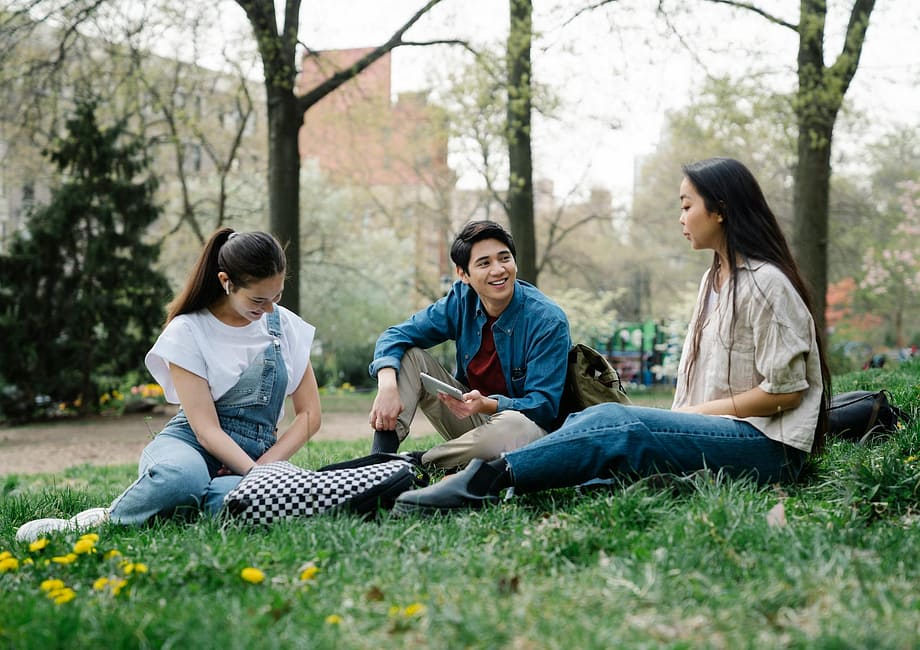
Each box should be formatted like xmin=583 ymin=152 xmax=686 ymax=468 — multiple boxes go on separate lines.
xmin=369 ymin=279 xmax=571 ymax=431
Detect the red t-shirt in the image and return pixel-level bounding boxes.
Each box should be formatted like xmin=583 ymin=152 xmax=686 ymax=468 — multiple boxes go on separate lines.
xmin=466 ymin=315 xmax=507 ymax=396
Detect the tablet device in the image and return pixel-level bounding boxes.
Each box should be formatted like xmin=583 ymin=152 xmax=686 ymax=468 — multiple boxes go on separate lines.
xmin=420 ymin=372 xmax=464 ymax=400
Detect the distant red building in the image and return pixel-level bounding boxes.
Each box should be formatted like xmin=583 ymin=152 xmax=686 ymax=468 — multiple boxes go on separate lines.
xmin=295 ymin=48 xmax=451 ymax=189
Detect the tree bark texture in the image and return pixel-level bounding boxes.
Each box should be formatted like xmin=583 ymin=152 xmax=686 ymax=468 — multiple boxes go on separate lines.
xmin=507 ymin=0 xmax=537 ymax=285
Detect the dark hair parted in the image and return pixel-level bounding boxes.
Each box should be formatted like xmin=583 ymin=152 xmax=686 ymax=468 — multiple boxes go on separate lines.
xmin=450 ymin=220 xmax=516 ymax=275
xmin=165 ymin=228 xmax=286 ymax=324
xmin=681 ymin=157 xmax=831 ymax=451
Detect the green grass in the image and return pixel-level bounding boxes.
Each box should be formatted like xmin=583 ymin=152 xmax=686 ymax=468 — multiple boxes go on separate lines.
xmin=2 ymin=363 xmax=919 ymax=649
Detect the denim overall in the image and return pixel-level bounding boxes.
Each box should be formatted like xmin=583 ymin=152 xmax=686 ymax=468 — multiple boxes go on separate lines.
xmin=109 ymin=310 xmax=287 ymax=524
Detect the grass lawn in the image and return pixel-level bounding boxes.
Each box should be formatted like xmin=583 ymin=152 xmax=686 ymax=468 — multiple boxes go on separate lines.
xmin=2 ymin=363 xmax=919 ymax=648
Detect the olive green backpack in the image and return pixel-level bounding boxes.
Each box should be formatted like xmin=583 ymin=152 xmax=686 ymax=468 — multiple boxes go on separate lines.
xmin=553 ymin=343 xmax=631 ymax=429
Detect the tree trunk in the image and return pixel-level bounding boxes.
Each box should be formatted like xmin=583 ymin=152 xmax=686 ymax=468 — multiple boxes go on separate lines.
xmin=267 ymin=86 xmax=303 ymax=313
xmin=507 ymin=0 xmax=537 ymax=284
xmin=793 ymin=124 xmax=832 ymax=336
xmin=790 ymin=0 xmax=875 ymax=337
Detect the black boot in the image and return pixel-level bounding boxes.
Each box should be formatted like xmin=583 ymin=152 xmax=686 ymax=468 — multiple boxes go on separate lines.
xmin=392 ymin=458 xmax=512 ymax=515
xmin=371 ymin=430 xmax=400 ymax=454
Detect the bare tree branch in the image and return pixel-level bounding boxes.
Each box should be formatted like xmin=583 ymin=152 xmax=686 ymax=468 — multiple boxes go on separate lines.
xmin=697 ymin=0 xmax=798 ymax=31
xmin=828 ymin=0 xmax=875 ymax=87
xmin=295 ymin=0 xmax=449 ymax=110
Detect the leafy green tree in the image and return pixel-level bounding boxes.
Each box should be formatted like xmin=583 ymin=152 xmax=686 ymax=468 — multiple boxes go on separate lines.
xmin=0 ymin=100 xmax=171 ymax=418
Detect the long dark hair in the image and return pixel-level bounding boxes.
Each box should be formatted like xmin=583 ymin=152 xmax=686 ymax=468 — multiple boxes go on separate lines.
xmin=681 ymin=157 xmax=831 ymax=451
xmin=165 ymin=228 xmax=286 ymax=324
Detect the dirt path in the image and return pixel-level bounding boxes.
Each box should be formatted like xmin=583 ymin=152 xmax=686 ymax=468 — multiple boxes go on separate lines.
xmin=0 ymin=407 xmax=435 ymax=476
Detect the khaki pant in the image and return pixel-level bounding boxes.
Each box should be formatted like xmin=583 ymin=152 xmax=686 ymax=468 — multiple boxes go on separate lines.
xmin=393 ymin=347 xmax=546 ymax=469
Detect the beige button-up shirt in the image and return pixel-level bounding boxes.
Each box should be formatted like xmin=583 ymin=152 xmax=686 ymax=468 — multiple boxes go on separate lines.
xmin=672 ymin=260 xmax=823 ymax=452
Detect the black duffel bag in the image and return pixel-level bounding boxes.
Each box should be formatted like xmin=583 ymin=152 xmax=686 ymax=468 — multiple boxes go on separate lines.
xmin=828 ymin=389 xmax=911 ymax=445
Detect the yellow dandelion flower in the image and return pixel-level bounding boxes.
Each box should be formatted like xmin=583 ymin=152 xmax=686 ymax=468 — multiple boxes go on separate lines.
xmin=22 ymin=558 xmax=33 ymax=566
xmin=73 ymin=538 xmax=96 ymax=555
xmin=0 ymin=557 xmax=19 ymax=573
xmin=103 ymin=549 xmax=122 ymax=560
xmin=111 ymin=578 xmax=128 ymax=596
xmin=51 ymin=588 xmax=77 ymax=605
xmin=0 ymin=551 xmax=11 ymax=560
xmin=93 ymin=576 xmax=110 ymax=591
xmin=120 ymin=561 xmax=148 ymax=575
xmin=79 ymin=533 xmax=99 ymax=543
xmin=100 ymin=393 xmax=111 ymax=405
xmin=29 ymin=538 xmax=50 ymax=552
xmin=240 ymin=567 xmax=265 ymax=584
xmin=325 ymin=614 xmax=343 ymax=625
xmin=40 ymin=578 xmax=65 ymax=592
xmin=403 ymin=603 xmax=427 ymax=617
xmin=299 ymin=565 xmax=320 ymax=581
xmin=52 ymin=553 xmax=78 ymax=565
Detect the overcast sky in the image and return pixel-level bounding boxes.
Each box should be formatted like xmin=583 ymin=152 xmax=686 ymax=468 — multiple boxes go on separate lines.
xmin=218 ymin=1 xmax=920 ymax=203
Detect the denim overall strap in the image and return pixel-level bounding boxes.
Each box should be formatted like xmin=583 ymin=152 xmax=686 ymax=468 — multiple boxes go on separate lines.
xmin=213 ymin=309 xmax=287 ymax=460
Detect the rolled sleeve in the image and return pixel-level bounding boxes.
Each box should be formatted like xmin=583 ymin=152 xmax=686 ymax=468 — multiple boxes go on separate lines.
xmin=751 ymin=276 xmax=813 ymax=395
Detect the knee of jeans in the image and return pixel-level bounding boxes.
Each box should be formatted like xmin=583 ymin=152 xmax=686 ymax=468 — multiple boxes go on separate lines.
xmin=147 ymin=459 xmax=210 ymax=495
xmin=586 ymin=402 xmax=630 ymax=421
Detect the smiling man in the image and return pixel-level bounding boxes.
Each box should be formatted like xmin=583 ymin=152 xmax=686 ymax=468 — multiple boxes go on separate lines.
xmin=367 ymin=220 xmax=571 ymax=470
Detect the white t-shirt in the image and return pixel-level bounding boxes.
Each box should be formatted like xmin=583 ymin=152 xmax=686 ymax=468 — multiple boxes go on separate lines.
xmin=145 ymin=305 xmax=316 ymax=408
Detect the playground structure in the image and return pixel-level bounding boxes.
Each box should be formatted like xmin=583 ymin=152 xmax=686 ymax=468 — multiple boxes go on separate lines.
xmin=596 ymin=320 xmax=683 ymax=387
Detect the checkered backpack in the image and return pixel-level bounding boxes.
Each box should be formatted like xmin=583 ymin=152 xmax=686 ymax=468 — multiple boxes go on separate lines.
xmin=223 ymin=453 xmax=429 ymax=524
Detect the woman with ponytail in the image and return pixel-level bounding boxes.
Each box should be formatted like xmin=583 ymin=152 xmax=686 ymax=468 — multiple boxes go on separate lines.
xmin=17 ymin=228 xmax=321 ymax=539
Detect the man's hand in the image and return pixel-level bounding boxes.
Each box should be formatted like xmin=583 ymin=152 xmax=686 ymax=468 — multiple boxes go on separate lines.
xmin=369 ymin=368 xmax=403 ymax=430
xmin=440 ymin=389 xmax=497 ymax=419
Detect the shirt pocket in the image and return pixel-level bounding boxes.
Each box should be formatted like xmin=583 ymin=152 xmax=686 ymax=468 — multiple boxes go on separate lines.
xmin=510 ymin=366 xmax=527 ymax=394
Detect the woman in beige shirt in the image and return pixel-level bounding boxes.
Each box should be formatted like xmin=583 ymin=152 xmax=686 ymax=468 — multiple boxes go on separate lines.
xmin=394 ymin=157 xmax=831 ymax=515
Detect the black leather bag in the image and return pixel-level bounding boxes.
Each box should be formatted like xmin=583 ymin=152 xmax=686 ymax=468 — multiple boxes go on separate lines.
xmin=828 ymin=390 xmax=910 ymax=444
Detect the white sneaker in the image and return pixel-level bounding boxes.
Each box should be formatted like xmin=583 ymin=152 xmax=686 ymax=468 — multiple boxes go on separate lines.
xmin=15 ymin=507 xmax=109 ymax=543
xmin=15 ymin=518 xmax=71 ymax=542
xmin=70 ymin=507 xmax=109 ymax=528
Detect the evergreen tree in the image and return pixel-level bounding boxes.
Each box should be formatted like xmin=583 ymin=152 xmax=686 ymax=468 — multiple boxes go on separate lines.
xmin=0 ymin=100 xmax=171 ymax=418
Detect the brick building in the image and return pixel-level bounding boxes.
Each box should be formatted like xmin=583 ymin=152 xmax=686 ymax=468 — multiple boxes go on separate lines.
xmin=295 ymin=48 xmax=457 ymax=307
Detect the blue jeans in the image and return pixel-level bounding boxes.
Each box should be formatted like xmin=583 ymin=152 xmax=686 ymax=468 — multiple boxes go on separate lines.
xmin=109 ymin=311 xmax=287 ymax=525
xmin=504 ymin=403 xmax=806 ymax=493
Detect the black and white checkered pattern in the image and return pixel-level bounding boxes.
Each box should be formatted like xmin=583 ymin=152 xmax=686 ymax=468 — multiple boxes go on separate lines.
xmin=223 ymin=459 xmax=419 ymax=524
